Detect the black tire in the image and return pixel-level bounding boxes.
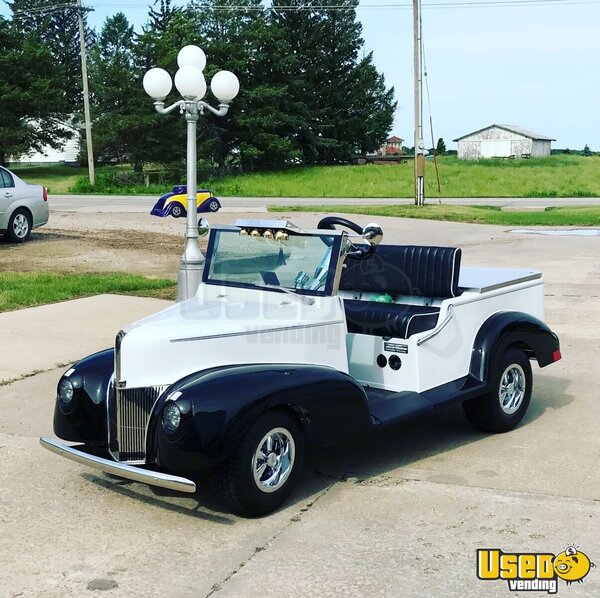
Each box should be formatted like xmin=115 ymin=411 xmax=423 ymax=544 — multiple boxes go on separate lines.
xmin=463 ymin=347 xmax=533 ymax=433
xmin=213 ymin=410 xmax=305 ymax=517
xmin=7 ymin=208 xmax=32 ymax=243
xmin=171 ymin=204 xmax=184 ymax=218
xmin=208 ymin=199 xmax=220 ymax=213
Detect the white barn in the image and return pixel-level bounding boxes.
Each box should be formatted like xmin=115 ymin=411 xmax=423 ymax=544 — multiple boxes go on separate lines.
xmin=453 ymin=124 xmax=554 ymax=160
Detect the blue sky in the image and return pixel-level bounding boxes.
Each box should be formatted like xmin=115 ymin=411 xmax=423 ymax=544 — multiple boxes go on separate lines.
xmin=3 ymin=1 xmax=599 ymax=149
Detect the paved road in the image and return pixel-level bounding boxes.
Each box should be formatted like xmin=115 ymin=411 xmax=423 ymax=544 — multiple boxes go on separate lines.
xmin=49 ymin=193 xmax=600 ymax=212
xmin=1 ymin=217 xmax=599 ymax=597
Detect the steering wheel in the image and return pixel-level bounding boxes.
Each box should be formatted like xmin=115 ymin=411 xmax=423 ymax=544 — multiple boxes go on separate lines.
xmin=317 ymin=216 xmax=364 ymax=235
xmin=317 ymin=216 xmax=372 ymax=259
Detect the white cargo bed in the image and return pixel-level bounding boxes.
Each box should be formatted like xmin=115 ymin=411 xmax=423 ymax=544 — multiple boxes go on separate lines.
xmin=459 ymin=267 xmax=541 ymax=294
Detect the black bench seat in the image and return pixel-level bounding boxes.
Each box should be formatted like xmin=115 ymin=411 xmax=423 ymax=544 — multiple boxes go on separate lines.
xmin=344 ymin=300 xmax=440 ymax=339
xmin=340 ymin=244 xmax=461 ymax=340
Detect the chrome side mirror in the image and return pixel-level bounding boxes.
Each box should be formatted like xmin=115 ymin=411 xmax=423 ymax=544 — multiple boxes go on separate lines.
xmin=363 ymin=223 xmax=383 ymax=246
xmin=198 ymin=218 xmax=210 ymax=237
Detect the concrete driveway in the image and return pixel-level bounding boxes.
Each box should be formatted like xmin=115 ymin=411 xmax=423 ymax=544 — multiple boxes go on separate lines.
xmin=0 ymin=218 xmax=598 ymax=597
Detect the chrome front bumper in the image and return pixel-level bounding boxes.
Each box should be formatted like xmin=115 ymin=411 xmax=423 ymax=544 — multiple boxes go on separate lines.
xmin=40 ymin=437 xmax=196 ymax=494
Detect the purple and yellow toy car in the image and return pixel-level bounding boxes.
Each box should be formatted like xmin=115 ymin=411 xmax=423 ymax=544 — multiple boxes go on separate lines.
xmin=151 ymin=185 xmax=221 ymax=218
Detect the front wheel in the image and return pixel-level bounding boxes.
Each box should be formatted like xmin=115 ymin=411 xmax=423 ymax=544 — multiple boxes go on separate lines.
xmin=214 ymin=410 xmax=305 ymax=517
xmin=463 ymin=347 xmax=532 ymax=433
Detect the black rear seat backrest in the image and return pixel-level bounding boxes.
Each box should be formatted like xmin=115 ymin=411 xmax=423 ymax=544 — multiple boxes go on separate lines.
xmin=340 ymin=245 xmax=462 ymax=298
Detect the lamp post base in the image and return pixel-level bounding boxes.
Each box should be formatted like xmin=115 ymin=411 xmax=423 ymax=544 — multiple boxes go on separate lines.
xmin=176 ymin=258 xmax=205 ymax=301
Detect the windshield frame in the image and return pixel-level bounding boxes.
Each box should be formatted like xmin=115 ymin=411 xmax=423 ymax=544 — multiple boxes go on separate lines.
xmin=202 ymin=226 xmax=344 ymax=297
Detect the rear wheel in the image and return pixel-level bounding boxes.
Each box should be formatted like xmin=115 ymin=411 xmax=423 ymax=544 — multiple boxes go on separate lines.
xmin=208 ymin=199 xmax=219 ymax=212
xmin=7 ymin=209 xmax=32 ymax=243
xmin=213 ymin=410 xmax=305 ymax=517
xmin=463 ymin=347 xmax=532 ymax=433
xmin=171 ymin=204 xmax=184 ymax=218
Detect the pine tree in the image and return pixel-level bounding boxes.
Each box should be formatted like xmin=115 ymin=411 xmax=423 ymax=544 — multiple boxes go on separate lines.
xmin=148 ymin=0 xmax=182 ymax=33
xmin=8 ymin=0 xmax=91 ymax=111
xmin=188 ymin=0 xmax=304 ymax=170
xmin=91 ymin=11 xmax=190 ymax=172
xmin=436 ymin=137 xmax=446 ymax=155
xmin=0 ymin=17 xmax=70 ymax=164
xmin=271 ymin=0 xmax=395 ymax=164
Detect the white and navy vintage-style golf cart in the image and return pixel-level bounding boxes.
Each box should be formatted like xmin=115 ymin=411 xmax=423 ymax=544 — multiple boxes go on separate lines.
xmin=42 ymin=217 xmax=561 ymax=516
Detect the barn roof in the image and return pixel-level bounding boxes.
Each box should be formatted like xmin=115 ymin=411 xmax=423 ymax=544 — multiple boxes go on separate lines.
xmin=453 ymin=124 xmax=555 ymax=142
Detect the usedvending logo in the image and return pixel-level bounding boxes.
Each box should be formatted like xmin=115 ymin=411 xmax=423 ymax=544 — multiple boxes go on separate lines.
xmin=477 ymin=546 xmax=595 ymax=594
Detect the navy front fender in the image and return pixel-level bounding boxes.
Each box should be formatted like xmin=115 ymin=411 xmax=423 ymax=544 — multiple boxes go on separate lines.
xmin=53 ymin=348 xmax=114 ymax=445
xmin=148 ymin=364 xmax=370 ymax=473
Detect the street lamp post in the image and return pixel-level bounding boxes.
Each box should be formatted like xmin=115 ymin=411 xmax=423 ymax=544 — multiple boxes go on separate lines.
xmin=143 ymin=45 xmax=240 ymax=301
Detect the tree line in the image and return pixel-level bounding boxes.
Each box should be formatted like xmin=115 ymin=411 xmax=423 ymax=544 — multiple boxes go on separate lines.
xmin=0 ymin=0 xmax=396 ymax=173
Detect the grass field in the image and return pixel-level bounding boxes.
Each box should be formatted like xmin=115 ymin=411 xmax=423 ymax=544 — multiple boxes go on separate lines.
xmin=269 ymin=204 xmax=600 ymax=226
xmin=0 ymin=272 xmax=175 ymax=312
xmin=8 ymin=155 xmax=600 ymax=198
xmin=210 ymin=155 xmax=600 ymax=198
xmin=9 ymin=165 xmax=88 ymax=194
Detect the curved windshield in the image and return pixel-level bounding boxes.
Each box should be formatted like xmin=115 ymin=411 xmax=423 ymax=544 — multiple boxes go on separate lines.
xmin=204 ymin=229 xmax=340 ymax=295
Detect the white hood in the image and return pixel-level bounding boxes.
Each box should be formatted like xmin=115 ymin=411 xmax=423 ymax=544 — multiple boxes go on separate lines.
xmin=117 ymin=284 xmax=349 ymax=388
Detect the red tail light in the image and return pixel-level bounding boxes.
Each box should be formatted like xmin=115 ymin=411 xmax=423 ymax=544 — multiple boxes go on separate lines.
xmin=553 ymin=350 xmax=562 ymax=362
xmin=42 ymin=186 xmax=48 ymax=202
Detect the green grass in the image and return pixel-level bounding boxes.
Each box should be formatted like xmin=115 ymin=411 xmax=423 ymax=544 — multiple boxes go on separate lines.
xmin=9 ymin=165 xmax=88 ymax=194
xmin=9 ymin=155 xmax=600 ymax=198
xmin=0 ymin=272 xmax=175 ymax=312
xmin=210 ymin=155 xmax=600 ymax=198
xmin=269 ymin=204 xmax=600 ymax=226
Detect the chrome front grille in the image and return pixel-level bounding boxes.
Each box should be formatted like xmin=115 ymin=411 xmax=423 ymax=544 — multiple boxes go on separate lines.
xmin=113 ymin=385 xmax=168 ymax=462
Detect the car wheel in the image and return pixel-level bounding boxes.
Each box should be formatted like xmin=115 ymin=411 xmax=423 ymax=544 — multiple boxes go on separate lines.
xmin=171 ymin=204 xmax=184 ymax=218
xmin=208 ymin=199 xmax=220 ymax=213
xmin=214 ymin=410 xmax=305 ymax=517
xmin=7 ymin=208 xmax=32 ymax=243
xmin=463 ymin=347 xmax=532 ymax=433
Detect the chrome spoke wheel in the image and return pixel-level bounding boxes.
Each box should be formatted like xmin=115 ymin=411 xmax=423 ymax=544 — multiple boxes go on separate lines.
xmin=499 ymin=363 xmax=526 ymax=414
xmin=252 ymin=427 xmax=295 ymax=494
xmin=13 ymin=213 xmax=29 ymax=238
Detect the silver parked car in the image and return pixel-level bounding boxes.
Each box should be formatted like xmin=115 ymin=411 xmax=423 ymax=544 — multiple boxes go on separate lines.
xmin=0 ymin=166 xmax=49 ymax=243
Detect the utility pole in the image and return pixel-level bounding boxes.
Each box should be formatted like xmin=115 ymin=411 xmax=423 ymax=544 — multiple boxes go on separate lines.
xmin=76 ymin=0 xmax=94 ymax=185
xmin=413 ymin=0 xmax=425 ymax=206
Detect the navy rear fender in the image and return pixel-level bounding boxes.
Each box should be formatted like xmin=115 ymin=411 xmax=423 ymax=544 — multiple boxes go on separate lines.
xmin=148 ymin=364 xmax=369 ymax=473
xmin=470 ymin=311 xmax=561 ymax=384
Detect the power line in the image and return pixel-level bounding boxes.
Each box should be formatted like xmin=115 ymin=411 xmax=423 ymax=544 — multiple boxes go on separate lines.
xmin=87 ymin=0 xmax=600 ymax=10
xmin=12 ymin=3 xmax=93 ymax=17
xmin=7 ymin=0 xmax=598 ymax=15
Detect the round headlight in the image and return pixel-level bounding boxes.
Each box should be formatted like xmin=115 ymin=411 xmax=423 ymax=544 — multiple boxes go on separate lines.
xmin=58 ymin=378 xmax=74 ymax=406
xmin=162 ymin=402 xmax=181 ymax=433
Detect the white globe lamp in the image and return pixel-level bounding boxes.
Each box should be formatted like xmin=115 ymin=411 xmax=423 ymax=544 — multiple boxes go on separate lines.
xmin=174 ymin=65 xmax=207 ymax=100
xmin=177 ymin=45 xmax=206 ymax=71
xmin=211 ymin=70 xmax=240 ymax=102
xmin=142 ymin=68 xmax=172 ymax=100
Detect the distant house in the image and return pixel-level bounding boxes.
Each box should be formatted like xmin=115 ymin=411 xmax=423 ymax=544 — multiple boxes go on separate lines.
xmin=15 ymin=121 xmax=80 ymax=165
xmin=378 ymin=135 xmax=404 ymax=156
xmin=453 ymin=125 xmax=554 ymax=160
